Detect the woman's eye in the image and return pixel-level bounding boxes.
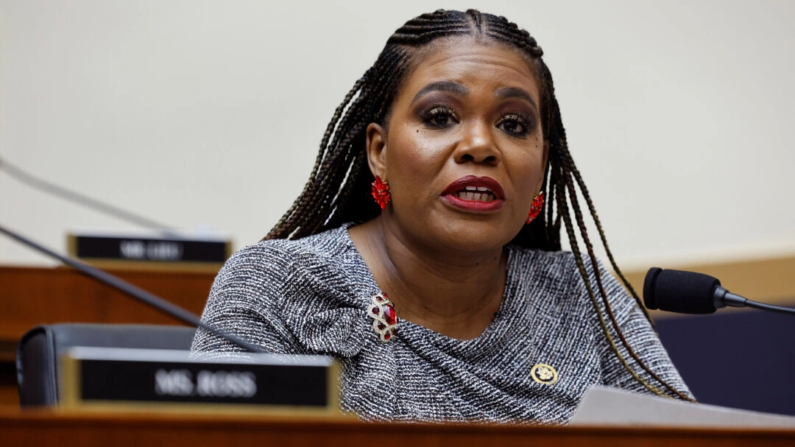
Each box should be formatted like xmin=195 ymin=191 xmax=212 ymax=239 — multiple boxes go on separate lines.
xmin=422 ymin=107 xmax=459 ymax=128
xmin=496 ymin=114 xmax=532 ymax=137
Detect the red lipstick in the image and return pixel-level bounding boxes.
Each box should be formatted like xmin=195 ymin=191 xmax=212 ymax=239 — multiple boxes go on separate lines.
xmin=441 ymin=175 xmax=506 ymax=212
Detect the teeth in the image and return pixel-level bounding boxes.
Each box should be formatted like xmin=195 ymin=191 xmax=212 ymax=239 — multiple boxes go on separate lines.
xmin=456 ymin=191 xmax=495 ymax=202
xmin=463 ymin=186 xmax=493 ymax=193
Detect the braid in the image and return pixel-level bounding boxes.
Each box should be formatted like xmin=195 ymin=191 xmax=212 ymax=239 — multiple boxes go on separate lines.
xmin=559 ymin=147 xmax=693 ymax=401
xmin=564 ymin=151 xmax=654 ymax=325
xmin=266 ymin=72 xmax=370 ymax=239
xmin=264 ymin=9 xmax=691 ymax=400
xmin=553 ymin=157 xmax=668 ymax=398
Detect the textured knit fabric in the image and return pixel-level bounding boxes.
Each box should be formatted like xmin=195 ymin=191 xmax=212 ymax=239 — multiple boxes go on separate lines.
xmin=191 ymin=224 xmax=691 ymax=424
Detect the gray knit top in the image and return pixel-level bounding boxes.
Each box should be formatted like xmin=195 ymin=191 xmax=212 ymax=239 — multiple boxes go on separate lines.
xmin=191 ymin=224 xmax=691 ymax=424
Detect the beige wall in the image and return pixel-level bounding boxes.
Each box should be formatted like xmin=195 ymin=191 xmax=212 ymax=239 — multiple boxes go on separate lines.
xmin=1 ymin=0 xmax=794 ymax=272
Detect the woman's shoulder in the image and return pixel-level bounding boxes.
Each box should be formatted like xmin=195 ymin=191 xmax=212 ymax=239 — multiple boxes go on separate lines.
xmin=506 ymin=246 xmax=632 ymax=312
xmin=507 ymin=245 xmax=621 ymax=287
xmin=203 ymin=225 xmax=371 ymax=357
xmin=509 ymin=245 xmax=646 ymax=328
xmin=209 ymin=225 xmax=360 ymax=305
xmin=223 ymin=225 xmax=354 ymax=273
xmin=506 ymin=245 xmax=579 ymax=281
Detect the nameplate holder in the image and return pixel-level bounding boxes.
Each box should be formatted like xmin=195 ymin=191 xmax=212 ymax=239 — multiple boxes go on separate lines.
xmin=59 ymin=347 xmax=343 ymax=416
xmin=67 ymin=232 xmax=232 ymax=272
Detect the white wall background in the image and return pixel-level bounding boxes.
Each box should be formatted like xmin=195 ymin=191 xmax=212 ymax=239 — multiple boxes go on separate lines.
xmin=1 ymin=0 xmax=794 ymax=269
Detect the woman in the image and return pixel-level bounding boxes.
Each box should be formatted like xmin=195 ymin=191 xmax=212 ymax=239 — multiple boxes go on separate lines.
xmin=192 ymin=9 xmax=692 ymax=423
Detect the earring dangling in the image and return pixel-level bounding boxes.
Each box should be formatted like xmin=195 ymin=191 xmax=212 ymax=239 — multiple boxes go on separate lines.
xmin=526 ymin=192 xmax=544 ymax=224
xmin=371 ymin=175 xmax=391 ymax=210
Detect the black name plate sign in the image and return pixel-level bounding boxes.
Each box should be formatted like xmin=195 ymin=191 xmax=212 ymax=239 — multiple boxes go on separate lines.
xmin=60 ymin=347 xmax=342 ymax=415
xmin=68 ymin=232 xmax=231 ymax=271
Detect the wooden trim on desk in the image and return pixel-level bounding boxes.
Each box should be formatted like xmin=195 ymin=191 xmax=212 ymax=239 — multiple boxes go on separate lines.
xmin=1 ymin=407 xmax=794 ymax=446
xmin=72 ymin=259 xmax=224 ymax=274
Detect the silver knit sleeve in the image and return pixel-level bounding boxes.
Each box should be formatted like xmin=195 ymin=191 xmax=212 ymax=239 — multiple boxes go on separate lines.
xmin=191 ymin=242 xmax=302 ymax=355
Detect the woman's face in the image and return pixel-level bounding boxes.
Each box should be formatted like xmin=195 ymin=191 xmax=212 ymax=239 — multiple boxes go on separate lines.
xmin=366 ymin=37 xmax=548 ymax=254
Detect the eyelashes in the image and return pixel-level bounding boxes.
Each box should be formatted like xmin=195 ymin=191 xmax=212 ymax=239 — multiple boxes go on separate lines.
xmin=420 ymin=106 xmax=460 ymax=128
xmin=495 ymin=113 xmax=533 ymax=138
xmin=419 ymin=105 xmax=535 ymax=138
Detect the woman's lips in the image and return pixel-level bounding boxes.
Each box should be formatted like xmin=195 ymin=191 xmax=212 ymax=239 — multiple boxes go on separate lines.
xmin=440 ymin=175 xmax=506 ymax=212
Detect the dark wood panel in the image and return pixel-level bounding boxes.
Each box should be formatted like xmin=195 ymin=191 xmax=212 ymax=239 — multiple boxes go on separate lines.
xmin=0 ymin=266 xmax=216 ymax=348
xmin=0 ymin=363 xmax=18 ymax=407
xmin=1 ymin=408 xmax=794 ymax=446
xmin=0 ymin=265 xmax=217 ymax=406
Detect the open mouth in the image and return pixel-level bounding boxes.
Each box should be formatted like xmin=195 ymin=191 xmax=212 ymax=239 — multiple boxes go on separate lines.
xmin=441 ymin=175 xmax=506 ymax=212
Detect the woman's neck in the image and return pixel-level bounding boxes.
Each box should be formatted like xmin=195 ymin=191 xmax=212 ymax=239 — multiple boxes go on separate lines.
xmin=349 ymin=217 xmax=507 ymax=340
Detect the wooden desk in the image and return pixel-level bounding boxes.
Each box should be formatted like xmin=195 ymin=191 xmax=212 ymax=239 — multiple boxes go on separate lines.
xmin=0 ymin=266 xmax=216 ymax=405
xmin=1 ymin=407 xmax=794 ymax=446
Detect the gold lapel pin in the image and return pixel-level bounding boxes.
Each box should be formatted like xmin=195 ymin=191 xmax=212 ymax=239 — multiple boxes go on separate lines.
xmin=531 ymin=363 xmax=559 ymax=385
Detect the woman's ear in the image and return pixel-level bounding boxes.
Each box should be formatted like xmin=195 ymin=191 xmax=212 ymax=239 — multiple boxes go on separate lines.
xmin=366 ymin=122 xmax=387 ymax=179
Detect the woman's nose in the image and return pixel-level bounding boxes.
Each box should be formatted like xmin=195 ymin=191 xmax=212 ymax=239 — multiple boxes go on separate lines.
xmin=453 ymin=120 xmax=501 ymax=166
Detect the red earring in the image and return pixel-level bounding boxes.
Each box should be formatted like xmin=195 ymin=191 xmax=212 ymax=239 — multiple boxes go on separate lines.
xmin=527 ymin=192 xmax=544 ymax=224
xmin=371 ymin=175 xmax=391 ymax=210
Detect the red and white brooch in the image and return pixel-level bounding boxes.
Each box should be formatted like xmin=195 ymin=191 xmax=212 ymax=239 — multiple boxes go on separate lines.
xmin=368 ymin=292 xmax=397 ymax=343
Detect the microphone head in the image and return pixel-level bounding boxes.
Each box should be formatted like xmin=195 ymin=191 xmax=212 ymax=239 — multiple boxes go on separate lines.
xmin=643 ymin=268 xmax=721 ymax=314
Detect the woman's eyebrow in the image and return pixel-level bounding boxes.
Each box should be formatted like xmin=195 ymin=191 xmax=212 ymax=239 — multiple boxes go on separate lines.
xmin=494 ymin=87 xmax=538 ymax=111
xmin=410 ymin=81 xmax=469 ymax=105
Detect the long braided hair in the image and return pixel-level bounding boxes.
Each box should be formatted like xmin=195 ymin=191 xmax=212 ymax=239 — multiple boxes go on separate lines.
xmin=265 ymin=9 xmax=692 ymax=401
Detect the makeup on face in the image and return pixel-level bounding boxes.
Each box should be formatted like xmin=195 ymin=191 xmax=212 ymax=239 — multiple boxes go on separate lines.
xmin=371 ymin=40 xmax=547 ymax=251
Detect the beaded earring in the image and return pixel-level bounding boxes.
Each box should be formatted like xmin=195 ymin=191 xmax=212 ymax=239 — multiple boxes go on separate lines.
xmin=526 ymin=192 xmax=544 ymax=224
xmin=371 ymin=175 xmax=391 ymax=210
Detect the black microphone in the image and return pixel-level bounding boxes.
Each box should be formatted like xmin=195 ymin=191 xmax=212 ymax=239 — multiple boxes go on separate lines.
xmin=644 ymin=267 xmax=795 ymax=316
xmin=0 ymin=223 xmax=264 ymax=353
